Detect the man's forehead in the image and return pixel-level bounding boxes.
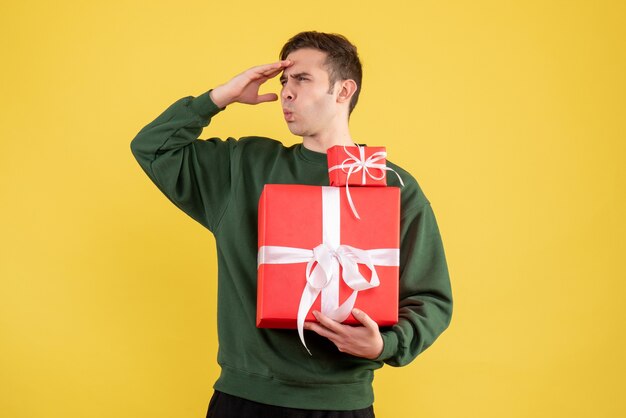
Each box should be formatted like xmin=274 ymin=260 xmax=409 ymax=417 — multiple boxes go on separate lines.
xmin=282 ymin=48 xmax=328 ymax=75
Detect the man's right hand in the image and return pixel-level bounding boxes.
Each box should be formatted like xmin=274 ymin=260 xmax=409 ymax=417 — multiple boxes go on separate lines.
xmin=209 ymin=60 xmax=293 ymax=109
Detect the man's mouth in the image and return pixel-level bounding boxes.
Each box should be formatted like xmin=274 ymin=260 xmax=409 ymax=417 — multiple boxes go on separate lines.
xmin=283 ymin=109 xmax=294 ymax=121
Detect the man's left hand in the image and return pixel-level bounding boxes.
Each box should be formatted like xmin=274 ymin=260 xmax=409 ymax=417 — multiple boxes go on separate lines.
xmin=303 ymin=308 xmax=383 ymax=359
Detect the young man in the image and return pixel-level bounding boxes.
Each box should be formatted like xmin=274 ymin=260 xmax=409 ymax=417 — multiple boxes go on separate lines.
xmin=131 ymin=31 xmax=453 ymax=418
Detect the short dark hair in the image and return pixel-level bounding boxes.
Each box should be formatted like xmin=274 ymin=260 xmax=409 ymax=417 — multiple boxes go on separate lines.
xmin=280 ymin=31 xmax=362 ymax=115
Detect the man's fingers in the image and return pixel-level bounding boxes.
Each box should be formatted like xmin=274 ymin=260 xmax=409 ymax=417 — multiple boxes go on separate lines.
xmin=262 ymin=62 xmax=291 ymax=76
xmin=259 ymin=62 xmax=291 ymax=81
xmin=252 ymin=60 xmax=292 ymax=77
xmin=245 ymin=63 xmax=289 ymax=86
xmin=304 ymin=321 xmax=337 ymax=341
xmin=352 ymin=308 xmax=378 ymax=331
xmin=313 ymin=311 xmax=346 ymax=334
xmin=305 ymin=310 xmax=383 ymax=359
xmin=256 ymin=93 xmax=278 ymax=103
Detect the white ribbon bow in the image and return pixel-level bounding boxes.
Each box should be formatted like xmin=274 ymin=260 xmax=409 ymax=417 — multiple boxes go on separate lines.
xmin=328 ymin=145 xmax=405 ymax=219
xmin=257 ymin=187 xmax=399 ymax=354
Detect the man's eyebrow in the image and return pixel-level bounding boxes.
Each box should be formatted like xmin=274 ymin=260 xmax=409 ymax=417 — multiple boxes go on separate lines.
xmin=280 ymin=72 xmax=313 ymax=82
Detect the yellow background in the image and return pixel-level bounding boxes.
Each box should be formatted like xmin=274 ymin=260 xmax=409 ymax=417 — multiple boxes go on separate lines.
xmin=1 ymin=1 xmax=625 ymax=417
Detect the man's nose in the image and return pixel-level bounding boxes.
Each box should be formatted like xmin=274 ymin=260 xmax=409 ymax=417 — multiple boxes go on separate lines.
xmin=281 ymin=85 xmax=294 ymax=101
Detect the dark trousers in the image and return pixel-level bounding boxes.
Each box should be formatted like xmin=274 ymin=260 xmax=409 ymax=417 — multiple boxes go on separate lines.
xmin=206 ymin=390 xmax=376 ymax=418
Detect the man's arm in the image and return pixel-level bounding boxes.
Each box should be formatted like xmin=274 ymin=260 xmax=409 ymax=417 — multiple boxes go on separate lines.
xmin=375 ymin=202 xmax=453 ymax=366
xmin=130 ymin=60 xmax=292 ymax=231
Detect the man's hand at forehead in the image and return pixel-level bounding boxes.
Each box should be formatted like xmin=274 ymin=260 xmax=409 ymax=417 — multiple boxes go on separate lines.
xmin=209 ymin=60 xmax=293 ymax=109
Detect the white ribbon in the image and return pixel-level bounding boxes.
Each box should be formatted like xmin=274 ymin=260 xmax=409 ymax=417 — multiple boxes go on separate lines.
xmin=328 ymin=145 xmax=405 ymax=219
xmin=257 ymin=187 xmax=399 ymax=355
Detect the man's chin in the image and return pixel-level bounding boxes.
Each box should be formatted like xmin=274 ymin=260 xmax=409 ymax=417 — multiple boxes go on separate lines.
xmin=286 ymin=124 xmax=305 ymax=137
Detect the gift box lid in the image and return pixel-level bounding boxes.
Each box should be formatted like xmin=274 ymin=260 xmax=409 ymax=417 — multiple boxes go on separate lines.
xmin=327 ymin=145 xmax=388 ymax=187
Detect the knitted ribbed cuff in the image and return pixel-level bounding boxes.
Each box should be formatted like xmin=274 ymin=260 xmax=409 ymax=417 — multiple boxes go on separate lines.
xmin=190 ymin=89 xmax=224 ymax=118
xmin=374 ymin=330 xmax=399 ymax=362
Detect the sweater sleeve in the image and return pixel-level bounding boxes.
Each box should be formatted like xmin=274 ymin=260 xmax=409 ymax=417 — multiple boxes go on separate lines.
xmin=374 ymin=202 xmax=453 ymax=366
xmin=130 ymin=89 xmax=237 ymax=232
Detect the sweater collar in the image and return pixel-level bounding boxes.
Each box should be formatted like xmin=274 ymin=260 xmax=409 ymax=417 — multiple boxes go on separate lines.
xmin=296 ymin=143 xmax=327 ymax=165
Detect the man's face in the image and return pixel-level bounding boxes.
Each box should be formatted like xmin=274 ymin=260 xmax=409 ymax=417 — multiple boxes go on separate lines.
xmin=280 ymin=48 xmax=340 ymax=137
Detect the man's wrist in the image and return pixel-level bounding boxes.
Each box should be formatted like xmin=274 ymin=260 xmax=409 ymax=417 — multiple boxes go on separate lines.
xmin=209 ymin=86 xmax=232 ymax=109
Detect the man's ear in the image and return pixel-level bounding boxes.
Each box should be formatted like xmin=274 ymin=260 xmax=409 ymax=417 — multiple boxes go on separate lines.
xmin=336 ymin=79 xmax=357 ymax=104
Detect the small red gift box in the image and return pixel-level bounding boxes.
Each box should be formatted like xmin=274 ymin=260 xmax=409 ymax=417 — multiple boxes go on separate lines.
xmin=327 ymin=145 xmax=388 ymax=187
xmin=257 ymin=184 xmax=400 ymax=351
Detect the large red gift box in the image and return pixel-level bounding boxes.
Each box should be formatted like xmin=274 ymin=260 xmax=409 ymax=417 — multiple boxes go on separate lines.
xmin=256 ymin=184 xmax=400 ymax=337
xmin=327 ymin=145 xmax=388 ymax=187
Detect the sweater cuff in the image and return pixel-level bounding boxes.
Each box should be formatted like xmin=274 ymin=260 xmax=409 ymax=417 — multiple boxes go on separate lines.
xmin=375 ymin=330 xmax=399 ymax=362
xmin=190 ymin=89 xmax=224 ymax=118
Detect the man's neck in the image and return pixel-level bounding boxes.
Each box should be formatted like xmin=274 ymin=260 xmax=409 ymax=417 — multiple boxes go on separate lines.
xmin=301 ymin=125 xmax=355 ymax=154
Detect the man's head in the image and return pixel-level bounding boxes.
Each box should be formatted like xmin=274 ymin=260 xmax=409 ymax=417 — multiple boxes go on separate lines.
xmin=279 ymin=31 xmax=362 ymax=116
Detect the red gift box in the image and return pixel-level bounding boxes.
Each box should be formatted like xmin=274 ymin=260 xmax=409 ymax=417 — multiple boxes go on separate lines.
xmin=327 ymin=145 xmax=388 ymax=187
xmin=257 ymin=184 xmax=400 ymax=351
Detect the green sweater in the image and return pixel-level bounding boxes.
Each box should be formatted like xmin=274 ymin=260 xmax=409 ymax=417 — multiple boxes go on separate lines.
xmin=130 ymin=89 xmax=453 ymax=410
